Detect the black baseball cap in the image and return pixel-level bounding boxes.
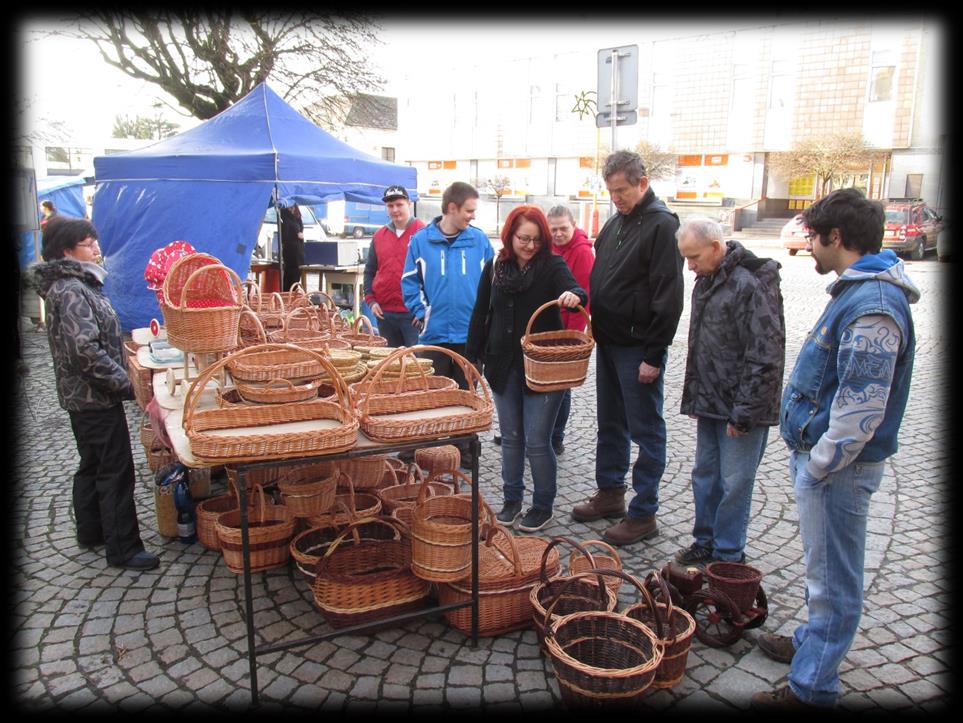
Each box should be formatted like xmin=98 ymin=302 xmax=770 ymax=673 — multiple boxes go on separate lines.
xmin=383 ymin=185 xmax=410 ymax=202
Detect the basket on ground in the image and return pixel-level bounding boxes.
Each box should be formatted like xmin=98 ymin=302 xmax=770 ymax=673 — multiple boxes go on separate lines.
xmin=304 ymin=472 xmax=383 ymax=530
xmin=277 ymin=465 xmax=338 ymax=518
xmin=377 ymin=463 xmax=453 ymax=515
xmin=705 ymin=561 xmax=763 ymax=611
xmin=543 ymin=569 xmax=665 ymax=709
xmin=290 ymin=519 xmax=399 ymax=583
xmin=214 ymin=484 xmax=296 ymax=574
xmin=567 ymin=539 xmax=624 ymax=598
xmin=409 ymin=469 xmax=481 ymax=583
xmin=312 ymin=516 xmax=430 ymax=627
xmin=521 ymin=300 xmax=594 ymax=392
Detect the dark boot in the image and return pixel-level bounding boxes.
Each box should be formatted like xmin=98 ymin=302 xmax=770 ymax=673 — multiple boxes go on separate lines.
xmin=571 ymin=487 xmax=626 ymax=522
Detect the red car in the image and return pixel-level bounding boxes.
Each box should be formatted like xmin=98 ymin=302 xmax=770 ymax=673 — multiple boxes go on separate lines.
xmin=882 ymin=199 xmax=944 ymax=260
xmin=781 ymin=214 xmax=810 ymax=255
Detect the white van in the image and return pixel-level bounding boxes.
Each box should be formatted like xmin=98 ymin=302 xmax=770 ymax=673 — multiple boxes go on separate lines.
xmin=253 ymin=204 xmax=327 ymax=260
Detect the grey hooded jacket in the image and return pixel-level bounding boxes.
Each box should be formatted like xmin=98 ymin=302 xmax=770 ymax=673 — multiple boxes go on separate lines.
xmin=29 ymin=258 xmax=134 ymax=412
xmin=680 ymin=240 xmax=785 ymax=430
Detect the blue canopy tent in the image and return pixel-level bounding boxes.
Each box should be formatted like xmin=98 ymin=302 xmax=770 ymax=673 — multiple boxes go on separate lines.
xmin=92 ymin=82 xmax=418 ymax=330
xmin=18 ymin=175 xmax=87 ymax=268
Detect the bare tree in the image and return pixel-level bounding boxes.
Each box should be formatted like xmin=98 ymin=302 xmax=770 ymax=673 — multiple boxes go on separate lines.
xmin=48 ymin=12 xmax=383 ymax=127
xmin=634 ymin=140 xmax=676 ymax=181
xmin=475 ymin=176 xmax=513 ymax=233
xmin=112 ymin=112 xmax=180 ymax=140
xmin=769 ymin=132 xmax=883 ymax=198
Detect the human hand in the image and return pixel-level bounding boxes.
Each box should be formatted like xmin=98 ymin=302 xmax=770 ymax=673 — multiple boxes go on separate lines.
xmin=557 ymin=291 xmax=581 ymax=308
xmin=638 ymin=361 xmax=660 ymax=384
xmin=726 ymin=423 xmax=746 ymax=438
xmin=370 ymin=302 xmax=384 ymax=319
xmin=412 ymin=317 xmax=425 ymax=332
xmin=297 ymin=232 xmax=304 ymax=240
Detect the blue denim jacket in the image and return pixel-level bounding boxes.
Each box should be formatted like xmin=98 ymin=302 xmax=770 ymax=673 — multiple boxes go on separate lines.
xmin=780 ymin=251 xmax=918 ymax=473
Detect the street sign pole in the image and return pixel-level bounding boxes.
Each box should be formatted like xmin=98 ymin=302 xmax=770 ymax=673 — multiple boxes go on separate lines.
xmin=598 ymin=45 xmax=638 ymax=217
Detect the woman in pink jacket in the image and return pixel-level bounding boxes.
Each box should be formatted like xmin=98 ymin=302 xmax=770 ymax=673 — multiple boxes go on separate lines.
xmin=548 ymin=205 xmax=595 ymax=455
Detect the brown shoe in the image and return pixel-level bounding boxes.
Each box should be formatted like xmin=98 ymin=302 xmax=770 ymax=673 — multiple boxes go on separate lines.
xmin=601 ymin=515 xmax=657 ymax=546
xmin=757 ymin=633 xmax=795 ymax=663
xmin=571 ymin=488 xmax=627 ymax=522
xmin=750 ymin=685 xmax=820 ymax=710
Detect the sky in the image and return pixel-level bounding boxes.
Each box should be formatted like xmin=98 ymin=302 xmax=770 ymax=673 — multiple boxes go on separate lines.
xmin=17 ymin=16 xmax=756 ymax=145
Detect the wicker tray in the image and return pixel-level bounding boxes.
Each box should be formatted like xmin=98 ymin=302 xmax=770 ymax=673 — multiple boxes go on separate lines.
xmin=183 ymin=343 xmax=359 ymax=463
xmin=358 ymin=345 xmax=493 ymax=443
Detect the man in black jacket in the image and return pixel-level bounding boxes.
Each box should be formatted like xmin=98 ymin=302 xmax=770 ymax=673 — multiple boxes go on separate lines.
xmin=571 ymin=151 xmax=685 ymax=546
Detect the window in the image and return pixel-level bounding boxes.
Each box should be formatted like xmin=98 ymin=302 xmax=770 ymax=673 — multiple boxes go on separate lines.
xmin=382 ymin=147 xmax=395 ymax=162
xmin=869 ymin=49 xmax=896 ymax=102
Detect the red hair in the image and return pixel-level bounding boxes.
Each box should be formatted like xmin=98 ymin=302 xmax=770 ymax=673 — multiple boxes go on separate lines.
xmin=497 ymin=205 xmax=553 ymax=264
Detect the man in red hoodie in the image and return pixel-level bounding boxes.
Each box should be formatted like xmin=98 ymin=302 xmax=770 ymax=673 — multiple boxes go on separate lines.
xmin=548 ymin=205 xmax=595 ymax=455
xmin=364 ymin=185 xmax=426 ymax=347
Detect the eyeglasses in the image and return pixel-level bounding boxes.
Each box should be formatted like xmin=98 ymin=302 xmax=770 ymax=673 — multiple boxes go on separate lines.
xmin=76 ymin=238 xmax=100 ymax=248
xmin=514 ymin=234 xmax=541 ymax=247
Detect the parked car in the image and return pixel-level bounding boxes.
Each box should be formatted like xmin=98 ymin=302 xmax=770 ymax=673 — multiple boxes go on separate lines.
xmin=781 ymin=214 xmax=810 ymax=255
xmin=882 ymin=199 xmax=944 ymax=261
xmin=254 ymin=204 xmax=327 ymax=260
xmin=342 ymin=201 xmax=389 ymax=239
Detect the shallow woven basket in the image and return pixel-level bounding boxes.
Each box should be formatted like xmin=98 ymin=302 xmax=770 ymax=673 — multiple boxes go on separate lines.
xmin=567 ymin=539 xmax=624 ymax=598
xmin=437 ymin=520 xmax=559 ymax=637
xmin=706 ymin=561 xmax=763 ymax=611
xmin=530 ymin=537 xmax=618 ymax=652
xmin=544 ymin=569 xmax=665 ymax=709
xmin=359 ymin=345 xmax=493 ymax=444
xmin=160 ymin=255 xmax=244 ymax=353
xmin=312 ymin=516 xmax=430 ymax=628
xmin=277 ymin=466 xmax=338 ymax=518
xmin=184 ymin=343 xmax=359 ymax=464
xmin=215 ymin=484 xmax=296 ymax=574
xmin=290 ymin=520 xmax=399 ymax=583
xmin=350 ymin=374 xmax=456 ymax=404
xmin=234 ymin=376 xmax=324 ymax=405
xmin=226 ymin=343 xmax=330 ymax=383
xmin=267 ymin=305 xmax=333 ymax=346
xmin=521 ymin=300 xmax=594 ymax=392
xmin=623 ymin=572 xmax=696 ymax=689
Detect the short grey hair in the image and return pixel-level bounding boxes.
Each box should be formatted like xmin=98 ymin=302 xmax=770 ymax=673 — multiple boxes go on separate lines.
xmin=602 ymin=150 xmax=647 ymax=185
xmin=546 ymin=205 xmax=575 ymax=223
xmin=677 ymin=217 xmax=724 ymax=245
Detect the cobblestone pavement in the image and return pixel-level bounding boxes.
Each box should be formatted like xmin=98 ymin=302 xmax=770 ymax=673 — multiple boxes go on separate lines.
xmin=11 ymin=246 xmax=951 ymax=713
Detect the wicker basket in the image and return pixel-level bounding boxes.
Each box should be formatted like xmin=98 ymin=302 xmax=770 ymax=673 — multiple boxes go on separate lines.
xmin=127 ymin=351 xmax=154 ymax=410
xmin=290 ymin=520 xmax=400 ymax=583
xmin=196 ymin=491 xmax=243 ymax=551
xmin=530 ymin=537 xmax=618 ymax=652
xmin=358 ymin=345 xmax=493 ymax=444
xmin=414 ymin=444 xmax=462 ymax=478
xmin=244 ymin=282 xmax=286 ymax=330
xmin=340 ymin=454 xmax=394 ymax=490
xmin=277 ymin=465 xmax=338 ymax=518
xmin=341 ymin=314 xmax=388 ymax=349
xmin=183 ymin=343 xmax=359 ymax=464
xmin=304 ymin=472 xmax=383 ymax=530
xmin=236 ymin=307 xmax=270 ymax=349
xmin=312 ymin=516 xmax=430 ymax=628
xmin=623 ymin=571 xmax=696 ymax=689
xmin=215 ymin=484 xmax=297 ymax=574
xmin=521 ymin=300 xmax=594 ymax=392
xmin=268 ymin=306 xmax=329 ymax=345
xmin=276 ymin=281 xmax=311 ymax=311
xmin=160 ymin=255 xmax=244 ymax=353
xmin=153 ymin=481 xmax=179 ymax=538
xmin=567 ymin=539 xmax=624 ymax=598
xmin=377 ymin=463 xmax=453 ymax=515
xmin=234 ymin=376 xmax=324 ymax=405
xmin=544 ymin=569 xmax=665 ymax=709
xmin=705 ymin=561 xmax=763 ymax=611
xmin=437 ymin=521 xmax=559 ymax=637
xmin=350 ymin=374 xmax=457 ymax=404
xmin=408 ymin=468 xmax=482 ymax=582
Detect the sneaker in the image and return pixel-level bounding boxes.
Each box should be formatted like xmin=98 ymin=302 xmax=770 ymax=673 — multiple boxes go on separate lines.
xmin=675 ymin=543 xmax=713 ymax=565
xmin=111 ymin=550 xmax=160 ymax=571
xmin=517 ymin=507 xmax=554 ymax=533
xmin=495 ymin=501 xmax=523 ymax=525
xmin=552 ymin=441 xmax=565 ymax=455
xmin=493 ymin=434 xmax=502 ymax=446
xmin=756 ymin=633 xmax=796 ymax=663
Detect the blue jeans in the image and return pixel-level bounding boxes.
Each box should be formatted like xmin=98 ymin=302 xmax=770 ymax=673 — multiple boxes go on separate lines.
xmin=375 ymin=310 xmax=419 ymax=347
xmin=690 ymin=417 xmax=769 ymax=560
xmin=551 ymin=388 xmax=571 ymax=446
xmin=595 ymin=344 xmax=667 ymax=520
xmin=492 ymin=368 xmax=564 ymax=511
xmin=788 ymin=450 xmax=885 ymax=707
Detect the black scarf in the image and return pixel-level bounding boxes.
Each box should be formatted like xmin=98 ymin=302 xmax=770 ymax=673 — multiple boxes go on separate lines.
xmin=492 ymin=254 xmax=545 ymax=295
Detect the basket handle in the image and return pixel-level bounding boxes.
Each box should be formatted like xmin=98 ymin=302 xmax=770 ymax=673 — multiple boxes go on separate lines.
xmin=538 ymin=538 xmax=611 ymax=610
xmin=479 ymin=522 xmax=524 ymax=580
xmin=642 ymin=569 xmax=679 ymax=644
xmin=357 ymin=344 xmax=491 ymax=423
xmin=243 ymin=280 xmax=262 ymax=312
xmin=268 ymin=292 xmax=287 ymax=315
xmin=523 ymin=299 xmax=592 ymax=340
xmin=182 ymin=342 xmax=353 ymax=431
xmin=353 ymin=314 xmax=375 ymax=335
xmin=425 ymin=468 xmax=473 ymax=496
xmin=566 ymin=539 xmax=622 ymax=575
xmin=236 ymin=307 xmax=268 ymax=347
xmin=321 ymin=515 xmax=407 ymax=560
xmin=289 ymin=281 xmax=306 ymax=298
xmin=281 ymin=305 xmax=321 ymax=337
xmin=312 ymin=289 xmax=337 ymax=311
xmin=543 ymin=569 xmax=664 ymax=642
xmin=176 ymin=263 xmax=245 ymax=309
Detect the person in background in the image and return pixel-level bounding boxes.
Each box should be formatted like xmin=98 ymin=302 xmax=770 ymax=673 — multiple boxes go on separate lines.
xmin=29 ymin=216 xmax=159 ymax=571
xmin=466 ymin=206 xmax=586 ymax=532
xmin=364 ymin=185 xmax=426 ymax=347
xmin=674 ymin=217 xmax=785 ymax=567
xmin=402 ymin=181 xmax=494 ymax=467
xmin=570 ymin=150 xmax=685 ymax=547
xmin=40 ymin=200 xmax=57 ymax=228
xmin=547 ymin=204 xmax=594 ymax=456
xmin=752 ymin=189 xmax=919 ymax=710
xmin=279 ymin=203 xmax=304 ymax=291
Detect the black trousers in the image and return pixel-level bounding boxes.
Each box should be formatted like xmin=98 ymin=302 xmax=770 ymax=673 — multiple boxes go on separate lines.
xmin=68 ymin=405 xmax=144 ymax=565
xmin=419 ymin=343 xmax=469 ymax=390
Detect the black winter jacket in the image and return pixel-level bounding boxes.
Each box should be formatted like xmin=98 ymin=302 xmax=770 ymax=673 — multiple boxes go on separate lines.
xmin=29 ymin=259 xmax=134 ymax=411
xmin=589 ymin=189 xmax=684 ymax=366
xmin=465 ymin=254 xmax=586 ymax=394
xmin=679 ymin=241 xmax=786 ymax=429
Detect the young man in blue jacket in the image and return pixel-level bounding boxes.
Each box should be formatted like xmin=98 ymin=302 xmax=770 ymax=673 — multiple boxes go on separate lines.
xmin=752 ymin=188 xmax=919 ymax=710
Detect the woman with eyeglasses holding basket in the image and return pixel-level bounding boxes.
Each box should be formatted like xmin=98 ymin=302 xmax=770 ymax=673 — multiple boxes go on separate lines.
xmin=466 ymin=205 xmax=586 ymax=532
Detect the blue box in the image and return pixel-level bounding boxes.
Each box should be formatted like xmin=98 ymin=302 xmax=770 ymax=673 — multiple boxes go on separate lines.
xmin=303 ymin=241 xmax=339 ymax=266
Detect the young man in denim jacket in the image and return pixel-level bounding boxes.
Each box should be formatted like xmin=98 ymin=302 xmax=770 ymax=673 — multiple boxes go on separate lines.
xmin=752 ymin=188 xmax=919 ymax=710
